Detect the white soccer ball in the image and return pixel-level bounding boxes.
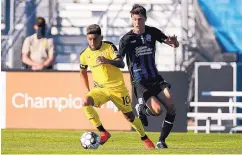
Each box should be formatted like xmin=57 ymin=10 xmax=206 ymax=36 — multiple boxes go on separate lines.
xmin=80 ymin=132 xmax=100 ymax=149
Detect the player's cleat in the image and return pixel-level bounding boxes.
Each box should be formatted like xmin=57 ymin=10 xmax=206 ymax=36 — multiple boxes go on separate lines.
xmin=143 ymin=138 xmax=155 ymax=149
xmin=156 ymin=141 xmax=168 ymax=149
xmin=135 ymin=103 xmax=148 ymax=126
xmin=99 ymin=131 xmax=111 ymax=145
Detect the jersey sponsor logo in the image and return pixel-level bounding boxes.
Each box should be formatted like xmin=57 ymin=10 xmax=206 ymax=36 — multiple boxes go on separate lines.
xmin=146 ymin=34 xmax=151 ymax=42
xmin=135 ymin=46 xmax=153 ymax=57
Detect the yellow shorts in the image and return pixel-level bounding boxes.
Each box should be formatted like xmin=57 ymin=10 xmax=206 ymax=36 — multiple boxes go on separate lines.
xmin=86 ymin=86 xmax=132 ymax=113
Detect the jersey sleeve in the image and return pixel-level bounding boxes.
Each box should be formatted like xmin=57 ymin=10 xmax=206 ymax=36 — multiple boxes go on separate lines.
xmin=22 ymin=37 xmax=30 ymax=54
xmin=79 ymin=50 xmax=88 ymax=69
xmin=118 ymin=36 xmax=129 ymax=59
xmin=152 ymin=27 xmax=168 ymax=43
xmin=47 ymin=38 xmax=54 ymax=56
xmin=107 ymin=42 xmax=120 ymax=60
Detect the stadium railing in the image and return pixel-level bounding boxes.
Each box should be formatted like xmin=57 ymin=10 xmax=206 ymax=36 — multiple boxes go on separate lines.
xmin=188 ymin=92 xmax=242 ymax=134
xmin=188 ymin=62 xmax=242 ymax=134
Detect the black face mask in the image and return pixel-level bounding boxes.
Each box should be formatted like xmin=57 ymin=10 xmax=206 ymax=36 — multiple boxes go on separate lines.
xmin=36 ymin=27 xmax=46 ymax=39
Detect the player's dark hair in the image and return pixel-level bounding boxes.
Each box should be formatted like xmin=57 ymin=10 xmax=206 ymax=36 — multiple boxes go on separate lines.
xmin=86 ymin=24 xmax=101 ymax=35
xmin=130 ymin=4 xmax=147 ymax=18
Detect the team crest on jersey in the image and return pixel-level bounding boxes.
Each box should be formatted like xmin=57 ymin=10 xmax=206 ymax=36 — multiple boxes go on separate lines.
xmin=146 ymin=34 xmax=151 ymax=42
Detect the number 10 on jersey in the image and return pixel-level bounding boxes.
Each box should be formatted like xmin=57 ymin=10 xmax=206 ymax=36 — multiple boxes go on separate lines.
xmin=122 ymin=95 xmax=131 ymax=106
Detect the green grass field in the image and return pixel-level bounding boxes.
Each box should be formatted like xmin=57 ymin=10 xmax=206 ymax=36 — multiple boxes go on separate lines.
xmin=1 ymin=129 xmax=242 ymax=154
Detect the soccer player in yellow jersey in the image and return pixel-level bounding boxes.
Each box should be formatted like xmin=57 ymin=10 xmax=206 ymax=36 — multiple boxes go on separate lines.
xmin=80 ymin=24 xmax=155 ymax=149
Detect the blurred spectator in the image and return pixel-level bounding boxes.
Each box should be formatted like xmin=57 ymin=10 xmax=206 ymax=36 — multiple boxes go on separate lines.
xmin=22 ymin=17 xmax=54 ymax=70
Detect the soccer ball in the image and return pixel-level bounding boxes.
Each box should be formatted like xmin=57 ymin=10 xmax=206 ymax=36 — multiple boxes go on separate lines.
xmin=80 ymin=132 xmax=100 ymax=149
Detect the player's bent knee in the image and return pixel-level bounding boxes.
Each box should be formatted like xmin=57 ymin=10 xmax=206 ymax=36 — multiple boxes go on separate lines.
xmin=150 ymin=97 xmax=162 ymax=116
xmin=153 ymin=110 xmax=162 ymax=116
xmin=83 ymin=96 xmax=95 ymax=107
xmin=153 ymin=107 xmax=161 ymax=115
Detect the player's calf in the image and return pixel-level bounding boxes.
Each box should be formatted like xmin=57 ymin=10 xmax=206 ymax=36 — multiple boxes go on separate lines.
xmin=157 ymin=114 xmax=176 ymax=149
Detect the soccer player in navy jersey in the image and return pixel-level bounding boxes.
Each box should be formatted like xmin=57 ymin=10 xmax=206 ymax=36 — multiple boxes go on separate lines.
xmin=118 ymin=4 xmax=179 ymax=148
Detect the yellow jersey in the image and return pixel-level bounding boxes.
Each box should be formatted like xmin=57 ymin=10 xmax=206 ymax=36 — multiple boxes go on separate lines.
xmin=80 ymin=41 xmax=125 ymax=89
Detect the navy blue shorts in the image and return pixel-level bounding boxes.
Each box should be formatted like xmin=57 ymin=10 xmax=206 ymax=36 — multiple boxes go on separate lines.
xmin=133 ymin=77 xmax=171 ymax=103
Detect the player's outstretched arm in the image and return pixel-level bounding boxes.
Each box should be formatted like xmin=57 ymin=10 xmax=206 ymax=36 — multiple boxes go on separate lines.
xmin=96 ymin=56 xmax=125 ymax=68
xmin=80 ymin=69 xmax=90 ymax=97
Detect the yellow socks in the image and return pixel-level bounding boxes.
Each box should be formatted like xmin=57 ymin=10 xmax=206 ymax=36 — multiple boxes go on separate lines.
xmin=83 ymin=106 xmax=101 ymax=127
xmin=131 ymin=117 xmax=146 ymax=137
xmin=83 ymin=106 xmax=146 ymax=138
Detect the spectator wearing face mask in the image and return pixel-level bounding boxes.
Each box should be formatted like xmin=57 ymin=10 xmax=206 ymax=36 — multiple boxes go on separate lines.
xmin=22 ymin=17 xmax=55 ymax=70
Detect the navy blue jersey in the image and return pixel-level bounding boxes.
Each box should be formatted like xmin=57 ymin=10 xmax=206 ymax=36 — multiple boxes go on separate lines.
xmin=118 ymin=25 xmax=168 ymax=83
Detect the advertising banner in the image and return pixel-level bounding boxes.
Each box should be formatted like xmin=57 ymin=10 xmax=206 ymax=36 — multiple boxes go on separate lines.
xmin=6 ymin=72 xmax=132 ymax=130
xmin=5 ymin=71 xmax=187 ymax=132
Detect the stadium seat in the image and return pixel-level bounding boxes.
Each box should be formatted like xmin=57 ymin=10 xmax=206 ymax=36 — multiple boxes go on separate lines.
xmin=53 ymin=0 xmax=183 ymax=70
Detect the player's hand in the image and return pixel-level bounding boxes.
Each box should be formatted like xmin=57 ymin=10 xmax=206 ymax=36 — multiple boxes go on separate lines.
xmin=32 ymin=64 xmax=44 ymax=70
xmin=96 ymin=56 xmax=109 ymax=65
xmin=166 ymin=35 xmax=179 ymax=48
